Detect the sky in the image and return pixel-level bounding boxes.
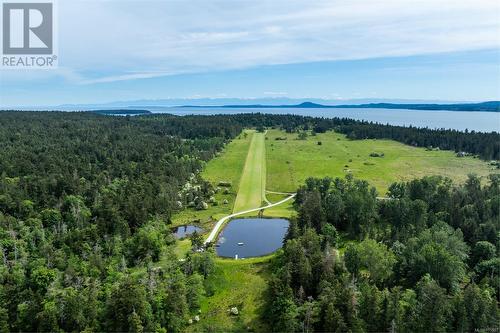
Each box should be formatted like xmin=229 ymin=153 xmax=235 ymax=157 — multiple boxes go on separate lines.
xmin=1 ymin=0 xmax=499 ymax=107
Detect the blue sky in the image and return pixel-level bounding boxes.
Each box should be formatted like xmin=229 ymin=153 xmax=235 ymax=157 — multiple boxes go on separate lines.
xmin=1 ymin=0 xmax=499 ymax=107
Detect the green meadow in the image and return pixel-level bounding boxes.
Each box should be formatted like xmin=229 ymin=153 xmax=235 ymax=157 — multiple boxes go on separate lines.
xmin=186 ymin=256 xmax=272 ymax=332
xmin=262 ymin=191 xmax=295 ymax=218
xmin=266 ymin=129 xmax=497 ymax=195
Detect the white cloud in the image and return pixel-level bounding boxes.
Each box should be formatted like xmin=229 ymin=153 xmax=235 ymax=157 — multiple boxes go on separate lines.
xmin=4 ymin=0 xmax=499 ymax=84
xmin=264 ymin=91 xmax=288 ymax=96
xmin=79 ymin=71 xmax=174 ymax=84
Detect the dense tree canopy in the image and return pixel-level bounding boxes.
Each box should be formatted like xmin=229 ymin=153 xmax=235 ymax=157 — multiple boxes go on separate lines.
xmin=267 ymin=174 xmax=499 ymax=332
xmin=0 ymin=112 xmax=231 ymax=331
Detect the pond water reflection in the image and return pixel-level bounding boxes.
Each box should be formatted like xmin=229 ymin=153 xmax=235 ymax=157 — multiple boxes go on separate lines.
xmin=216 ymin=218 xmax=289 ymax=258
xmin=172 ymin=225 xmax=202 ymax=239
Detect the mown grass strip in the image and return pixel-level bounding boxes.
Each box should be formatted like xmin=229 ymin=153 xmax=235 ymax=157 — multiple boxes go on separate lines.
xmin=232 ymin=131 xmax=266 ymax=212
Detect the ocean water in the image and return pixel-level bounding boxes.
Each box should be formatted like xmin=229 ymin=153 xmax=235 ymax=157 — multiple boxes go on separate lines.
xmin=147 ymin=107 xmax=500 ymax=133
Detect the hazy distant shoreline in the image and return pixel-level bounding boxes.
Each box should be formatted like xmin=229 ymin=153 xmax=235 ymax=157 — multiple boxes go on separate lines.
xmin=182 ymin=101 xmax=500 ymax=112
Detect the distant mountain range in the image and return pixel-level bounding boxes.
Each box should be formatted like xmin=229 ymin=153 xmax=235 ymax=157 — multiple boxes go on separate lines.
xmin=184 ymin=101 xmax=500 ymax=112
xmin=55 ymin=97 xmax=470 ymax=109
xmin=3 ymin=99 xmax=498 ymax=112
xmin=5 ymin=98 xmax=481 ymax=111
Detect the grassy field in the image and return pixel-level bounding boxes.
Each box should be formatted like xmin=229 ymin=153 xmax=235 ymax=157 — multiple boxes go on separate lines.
xmin=171 ymin=130 xmax=253 ymax=228
xmin=232 ymin=131 xmax=266 ymax=212
xmin=262 ymin=192 xmax=295 ymax=218
xmin=266 ymin=129 xmax=498 ymax=194
xmin=186 ymin=256 xmax=272 ymax=332
xmin=173 ymin=238 xmax=192 ymax=258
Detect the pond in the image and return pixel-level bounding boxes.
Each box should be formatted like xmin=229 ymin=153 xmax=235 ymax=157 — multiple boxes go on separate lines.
xmin=172 ymin=225 xmax=202 ymax=239
xmin=216 ymin=218 xmax=289 ymax=258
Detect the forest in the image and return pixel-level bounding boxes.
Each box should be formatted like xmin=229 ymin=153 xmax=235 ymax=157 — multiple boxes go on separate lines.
xmin=266 ymin=174 xmax=499 ymax=332
xmin=0 ymin=111 xmax=240 ymax=332
xmin=0 ymin=111 xmax=498 ymax=332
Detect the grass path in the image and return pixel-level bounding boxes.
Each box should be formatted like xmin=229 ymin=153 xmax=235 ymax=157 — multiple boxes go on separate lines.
xmin=232 ymin=131 xmax=266 ymax=212
xmin=204 ymin=130 xmax=297 ymax=244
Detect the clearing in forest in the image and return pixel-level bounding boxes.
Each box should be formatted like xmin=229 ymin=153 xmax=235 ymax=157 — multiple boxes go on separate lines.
xmin=266 ymin=129 xmax=498 ymax=194
xmin=232 ymin=131 xmax=266 ymax=212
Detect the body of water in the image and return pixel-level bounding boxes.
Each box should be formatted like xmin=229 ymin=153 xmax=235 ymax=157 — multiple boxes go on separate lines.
xmin=216 ymin=218 xmax=289 ymax=258
xmin=172 ymin=225 xmax=202 ymax=239
xmin=148 ymin=107 xmax=499 ymax=133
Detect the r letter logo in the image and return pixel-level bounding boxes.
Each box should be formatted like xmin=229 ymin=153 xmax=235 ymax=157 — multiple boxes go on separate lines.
xmin=2 ymin=1 xmax=57 ymax=68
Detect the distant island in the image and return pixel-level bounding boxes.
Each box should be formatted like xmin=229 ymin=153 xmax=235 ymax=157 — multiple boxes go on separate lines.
xmin=184 ymin=101 xmax=500 ymax=112
xmin=91 ymin=109 xmax=152 ymax=115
